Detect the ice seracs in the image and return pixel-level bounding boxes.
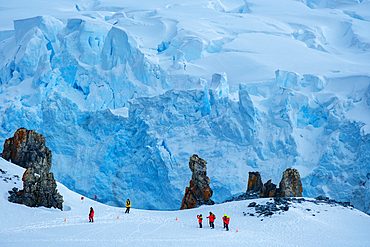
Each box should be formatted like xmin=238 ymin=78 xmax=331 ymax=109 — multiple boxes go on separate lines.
xmin=0 ymin=0 xmax=370 ymax=214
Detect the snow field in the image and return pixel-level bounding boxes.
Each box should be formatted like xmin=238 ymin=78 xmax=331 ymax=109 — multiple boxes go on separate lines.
xmin=1 ymin=158 xmax=370 ymax=247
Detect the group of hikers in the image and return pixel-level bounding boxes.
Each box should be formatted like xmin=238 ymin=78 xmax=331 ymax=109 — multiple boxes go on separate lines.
xmin=88 ymin=200 xmax=230 ymax=231
xmin=197 ymin=212 xmax=230 ymax=231
xmin=88 ymin=199 xmax=131 ymax=222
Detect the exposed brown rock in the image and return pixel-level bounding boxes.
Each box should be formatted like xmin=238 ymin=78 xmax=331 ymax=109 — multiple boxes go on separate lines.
xmin=4 ymin=128 xmax=63 ymax=210
xmin=261 ymin=179 xmax=278 ymax=198
xmin=180 ymin=154 xmax=214 ymax=210
xmin=247 ymin=171 xmax=263 ymax=193
xmin=228 ymin=168 xmax=304 ymax=202
xmin=2 ymin=127 xmax=51 ymax=175
xmin=279 ymin=168 xmax=303 ymax=197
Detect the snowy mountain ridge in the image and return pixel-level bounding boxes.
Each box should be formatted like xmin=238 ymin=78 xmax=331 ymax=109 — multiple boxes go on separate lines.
xmin=0 ymin=0 xmax=370 ymax=212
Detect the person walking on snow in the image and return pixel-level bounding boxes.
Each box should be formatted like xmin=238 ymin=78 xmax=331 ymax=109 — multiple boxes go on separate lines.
xmin=125 ymin=199 xmax=131 ymax=213
xmin=222 ymin=214 xmax=227 ymax=229
xmin=206 ymin=212 xmax=216 ymax=228
xmin=224 ymin=215 xmax=230 ymax=231
xmin=197 ymin=214 xmax=203 ymax=228
xmin=89 ymin=207 xmax=94 ymax=222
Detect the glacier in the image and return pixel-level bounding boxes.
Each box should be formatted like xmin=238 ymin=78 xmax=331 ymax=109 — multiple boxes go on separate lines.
xmin=0 ymin=0 xmax=370 ymax=213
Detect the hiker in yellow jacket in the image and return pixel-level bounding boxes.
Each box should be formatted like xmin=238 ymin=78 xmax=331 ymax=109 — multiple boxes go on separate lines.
xmin=125 ymin=199 xmax=131 ymax=214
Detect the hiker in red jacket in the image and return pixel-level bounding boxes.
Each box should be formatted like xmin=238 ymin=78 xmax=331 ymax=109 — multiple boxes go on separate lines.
xmin=224 ymin=215 xmax=230 ymax=231
xmin=206 ymin=212 xmax=216 ymax=228
xmin=89 ymin=207 xmax=94 ymax=222
xmin=222 ymin=214 xmax=227 ymax=229
xmin=197 ymin=214 xmax=203 ymax=228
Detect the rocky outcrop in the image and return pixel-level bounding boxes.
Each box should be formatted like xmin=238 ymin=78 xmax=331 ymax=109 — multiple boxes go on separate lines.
xmin=246 ymin=197 xmax=290 ymax=217
xmin=279 ymin=168 xmax=303 ymax=197
xmin=246 ymin=171 xmax=263 ymax=193
xmin=180 ymin=154 xmax=214 ymax=210
xmin=8 ymin=167 xmax=63 ymax=210
xmin=2 ymin=127 xmax=51 ymax=175
xmin=246 ymin=171 xmax=278 ymax=198
xmin=244 ymin=197 xmax=352 ymax=218
xmin=261 ymin=179 xmax=279 ymax=198
xmin=4 ymin=128 xmax=63 ymax=210
xmin=228 ymin=168 xmax=303 ymax=202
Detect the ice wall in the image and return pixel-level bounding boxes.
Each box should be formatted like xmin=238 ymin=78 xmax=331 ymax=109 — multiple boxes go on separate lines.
xmin=1 ymin=1 xmax=370 ymax=213
xmin=0 ymin=15 xmax=210 ymax=209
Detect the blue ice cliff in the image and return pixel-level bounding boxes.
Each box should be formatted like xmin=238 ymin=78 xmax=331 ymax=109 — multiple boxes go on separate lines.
xmin=0 ymin=0 xmax=370 ymax=213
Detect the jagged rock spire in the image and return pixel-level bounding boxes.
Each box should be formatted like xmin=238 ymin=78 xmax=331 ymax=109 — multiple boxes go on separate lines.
xmin=279 ymin=168 xmax=303 ymax=197
xmin=247 ymin=171 xmax=263 ymax=193
xmin=180 ymin=154 xmax=214 ymax=209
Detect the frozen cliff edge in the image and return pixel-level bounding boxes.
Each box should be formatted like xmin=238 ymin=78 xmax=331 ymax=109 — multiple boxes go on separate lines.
xmin=2 ymin=71 xmax=370 ymax=212
xmin=0 ymin=6 xmax=370 ymax=213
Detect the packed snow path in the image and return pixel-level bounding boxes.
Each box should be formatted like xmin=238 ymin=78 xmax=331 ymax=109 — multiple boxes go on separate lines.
xmin=1 ymin=159 xmax=370 ymax=247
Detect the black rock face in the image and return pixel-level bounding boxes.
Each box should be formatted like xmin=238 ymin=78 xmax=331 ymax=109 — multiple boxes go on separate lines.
xmin=4 ymin=128 xmax=63 ymax=210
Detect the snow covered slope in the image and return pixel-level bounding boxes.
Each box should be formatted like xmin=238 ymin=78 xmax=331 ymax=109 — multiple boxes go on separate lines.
xmin=1 ymin=159 xmax=370 ymax=247
xmin=1 ymin=0 xmax=370 ymax=212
